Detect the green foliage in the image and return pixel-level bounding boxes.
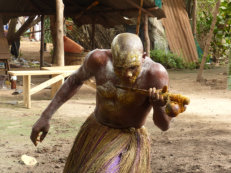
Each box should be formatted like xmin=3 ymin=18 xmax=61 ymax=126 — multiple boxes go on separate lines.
xmin=44 ymin=16 xmax=52 ymax=43
xmin=150 ymin=49 xmax=211 ymax=70
xmin=197 ymin=0 xmax=231 ymax=61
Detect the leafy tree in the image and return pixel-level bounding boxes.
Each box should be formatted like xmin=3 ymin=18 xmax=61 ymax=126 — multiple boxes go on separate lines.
xmin=197 ymin=0 xmax=231 ymax=62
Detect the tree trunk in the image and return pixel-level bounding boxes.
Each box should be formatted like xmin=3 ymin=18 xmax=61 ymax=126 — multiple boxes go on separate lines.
xmin=7 ymin=18 xmax=17 ymax=43
xmin=55 ymin=0 xmax=64 ymax=66
xmin=7 ymin=16 xmax=36 ymax=45
xmin=196 ymin=0 xmax=221 ymax=82
xmin=228 ymin=51 xmax=231 ymax=90
xmin=144 ymin=14 xmax=150 ymax=57
xmin=192 ymin=0 xmax=197 ymax=37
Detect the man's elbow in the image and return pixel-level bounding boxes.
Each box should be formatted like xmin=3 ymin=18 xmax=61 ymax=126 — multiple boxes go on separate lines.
xmin=154 ymin=122 xmax=170 ymax=131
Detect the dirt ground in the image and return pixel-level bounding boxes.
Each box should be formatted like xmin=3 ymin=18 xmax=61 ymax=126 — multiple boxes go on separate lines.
xmin=0 ymin=41 xmax=231 ymax=173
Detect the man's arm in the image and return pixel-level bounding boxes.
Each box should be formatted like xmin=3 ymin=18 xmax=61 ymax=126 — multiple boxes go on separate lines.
xmin=41 ymin=67 xmax=91 ymax=119
xmin=30 ymin=51 xmax=97 ymax=146
xmin=148 ymin=63 xmax=173 ymax=131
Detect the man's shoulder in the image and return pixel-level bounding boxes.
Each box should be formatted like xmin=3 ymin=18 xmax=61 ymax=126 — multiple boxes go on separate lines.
xmin=85 ymin=49 xmax=111 ymax=68
xmin=140 ymin=57 xmax=169 ymax=88
xmin=89 ymin=49 xmax=111 ymax=60
xmin=143 ymin=57 xmax=167 ymax=76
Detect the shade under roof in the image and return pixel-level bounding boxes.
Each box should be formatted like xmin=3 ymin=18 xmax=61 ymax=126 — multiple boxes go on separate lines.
xmin=0 ymin=0 xmax=165 ymax=27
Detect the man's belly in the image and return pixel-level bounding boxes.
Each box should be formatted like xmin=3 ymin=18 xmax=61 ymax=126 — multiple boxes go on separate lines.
xmin=94 ymin=101 xmax=152 ymax=129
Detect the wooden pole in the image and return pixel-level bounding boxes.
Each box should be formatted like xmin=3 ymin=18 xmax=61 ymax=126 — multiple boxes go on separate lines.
xmin=50 ymin=16 xmax=57 ymax=64
xmin=196 ymin=0 xmax=220 ymax=82
xmin=55 ymin=0 xmax=64 ymax=66
xmin=0 ymin=16 xmax=4 ymax=38
xmin=91 ymin=18 xmax=95 ymax=50
xmin=126 ymin=0 xmax=155 ymax=18
xmin=8 ymin=16 xmax=36 ymax=45
xmin=192 ymin=0 xmax=197 ymax=37
xmin=136 ymin=0 xmax=143 ymax=35
xmin=7 ymin=18 xmax=17 ymax=43
xmin=40 ymin=15 xmax=45 ymax=69
xmin=144 ymin=14 xmax=150 ymax=57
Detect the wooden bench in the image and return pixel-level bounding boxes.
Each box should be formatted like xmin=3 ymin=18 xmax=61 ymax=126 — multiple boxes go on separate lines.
xmin=8 ymin=65 xmax=80 ymax=108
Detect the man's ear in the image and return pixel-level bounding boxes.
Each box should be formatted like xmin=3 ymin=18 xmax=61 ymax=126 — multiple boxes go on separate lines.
xmin=143 ymin=52 xmax=147 ymax=58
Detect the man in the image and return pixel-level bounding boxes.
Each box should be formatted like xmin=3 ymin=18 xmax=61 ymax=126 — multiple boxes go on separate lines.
xmin=31 ymin=33 xmax=182 ymax=172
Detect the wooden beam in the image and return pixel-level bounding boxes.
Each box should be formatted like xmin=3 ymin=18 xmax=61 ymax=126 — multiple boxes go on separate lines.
xmin=136 ymin=0 xmax=143 ymax=35
xmin=0 ymin=16 xmax=4 ymax=38
xmin=6 ymin=18 xmax=17 ymax=43
xmin=30 ymin=73 xmax=68 ymax=95
xmin=51 ymin=74 xmax=64 ymax=98
xmin=8 ymin=70 xmax=74 ymax=76
xmin=75 ymin=1 xmax=99 ymax=20
xmin=41 ymin=65 xmax=80 ymax=70
xmin=8 ymin=16 xmax=36 ymax=44
xmin=56 ymin=0 xmax=65 ymax=66
xmin=40 ymin=15 xmax=45 ymax=69
xmin=91 ymin=18 xmax=95 ymax=49
xmin=144 ymin=14 xmax=150 ymax=57
xmin=126 ymin=0 xmax=155 ymax=17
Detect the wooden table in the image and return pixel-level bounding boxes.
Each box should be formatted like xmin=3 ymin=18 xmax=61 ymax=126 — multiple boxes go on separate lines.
xmin=8 ymin=65 xmax=80 ymax=108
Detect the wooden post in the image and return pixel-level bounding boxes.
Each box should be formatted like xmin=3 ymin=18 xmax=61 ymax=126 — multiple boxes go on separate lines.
xmin=0 ymin=16 xmax=4 ymax=37
xmin=144 ymin=14 xmax=150 ymax=57
xmin=228 ymin=51 xmax=231 ymax=90
xmin=23 ymin=75 xmax=31 ymax=109
xmin=196 ymin=0 xmax=220 ymax=82
xmin=40 ymin=15 xmax=45 ymax=69
xmin=56 ymin=0 xmax=65 ymax=66
xmin=192 ymin=0 xmax=197 ymax=37
xmin=91 ymin=18 xmax=95 ymax=50
xmin=136 ymin=0 xmax=144 ymax=35
xmin=6 ymin=18 xmax=17 ymax=43
xmin=8 ymin=16 xmax=36 ymax=45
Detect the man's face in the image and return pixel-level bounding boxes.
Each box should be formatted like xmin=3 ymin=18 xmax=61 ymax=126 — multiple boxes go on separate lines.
xmin=111 ymin=33 xmax=144 ymax=84
xmin=113 ymin=53 xmax=142 ymax=84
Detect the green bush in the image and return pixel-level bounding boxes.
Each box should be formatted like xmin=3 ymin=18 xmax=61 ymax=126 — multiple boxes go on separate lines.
xmin=150 ymin=49 xmax=210 ymax=70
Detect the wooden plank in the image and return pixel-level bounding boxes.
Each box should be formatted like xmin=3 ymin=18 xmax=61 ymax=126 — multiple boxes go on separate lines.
xmin=8 ymin=70 xmax=74 ymax=76
xmin=161 ymin=0 xmax=198 ymax=62
xmin=41 ymin=65 xmax=80 ymax=70
xmin=30 ymin=73 xmax=67 ymax=95
xmin=51 ymin=74 xmax=64 ymax=98
xmin=23 ymin=75 xmax=31 ymax=109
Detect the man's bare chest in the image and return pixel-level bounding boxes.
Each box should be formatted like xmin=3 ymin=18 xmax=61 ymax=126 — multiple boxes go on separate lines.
xmin=96 ymin=81 xmax=145 ymax=107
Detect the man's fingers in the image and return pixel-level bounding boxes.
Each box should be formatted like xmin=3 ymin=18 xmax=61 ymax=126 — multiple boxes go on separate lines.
xmin=40 ymin=131 xmax=48 ymax=142
xmin=30 ymin=130 xmax=39 ymax=146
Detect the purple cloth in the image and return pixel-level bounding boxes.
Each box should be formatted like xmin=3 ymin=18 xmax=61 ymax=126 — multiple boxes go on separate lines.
xmin=105 ymin=154 xmax=121 ymax=173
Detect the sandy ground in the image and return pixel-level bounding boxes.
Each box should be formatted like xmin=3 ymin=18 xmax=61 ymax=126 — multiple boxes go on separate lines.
xmin=0 ymin=41 xmax=231 ymax=173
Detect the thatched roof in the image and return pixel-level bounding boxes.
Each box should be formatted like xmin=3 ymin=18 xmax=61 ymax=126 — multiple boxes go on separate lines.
xmin=0 ymin=0 xmax=165 ymax=27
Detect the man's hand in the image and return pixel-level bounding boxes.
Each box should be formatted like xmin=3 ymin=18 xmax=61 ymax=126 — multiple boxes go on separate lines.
xmin=149 ymin=87 xmax=167 ymax=107
xmin=30 ymin=117 xmax=50 ymax=146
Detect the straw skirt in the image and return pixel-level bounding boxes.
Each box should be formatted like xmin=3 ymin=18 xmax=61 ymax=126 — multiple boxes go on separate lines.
xmin=63 ymin=114 xmax=151 ymax=173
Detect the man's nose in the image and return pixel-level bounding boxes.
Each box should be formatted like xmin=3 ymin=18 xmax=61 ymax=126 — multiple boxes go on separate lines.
xmin=126 ymin=70 xmax=133 ymax=77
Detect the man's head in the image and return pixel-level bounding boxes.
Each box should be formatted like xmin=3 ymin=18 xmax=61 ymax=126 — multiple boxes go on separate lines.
xmin=111 ymin=33 xmax=144 ymax=84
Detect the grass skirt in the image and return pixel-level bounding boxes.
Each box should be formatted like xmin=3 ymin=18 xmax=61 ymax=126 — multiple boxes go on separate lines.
xmin=63 ymin=114 xmax=151 ymax=173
